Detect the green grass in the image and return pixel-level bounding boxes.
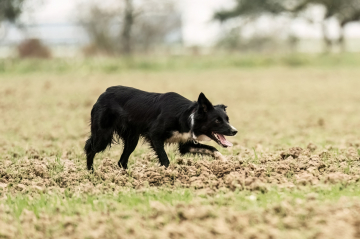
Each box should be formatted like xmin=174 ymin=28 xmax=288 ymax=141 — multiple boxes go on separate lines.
xmin=4 ymin=189 xmax=193 ymax=218
xmin=1 ymin=53 xmax=360 ymax=74
xmin=4 ymin=183 xmax=360 ymax=220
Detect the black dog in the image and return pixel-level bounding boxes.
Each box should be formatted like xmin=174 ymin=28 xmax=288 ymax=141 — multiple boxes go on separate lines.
xmin=85 ymin=86 xmax=237 ymax=170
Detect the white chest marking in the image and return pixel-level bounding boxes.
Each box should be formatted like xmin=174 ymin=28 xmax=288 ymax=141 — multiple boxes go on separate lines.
xmin=166 ymin=112 xmax=212 ymax=144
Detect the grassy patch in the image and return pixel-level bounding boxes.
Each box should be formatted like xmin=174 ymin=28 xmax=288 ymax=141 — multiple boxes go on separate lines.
xmin=1 ymin=54 xmax=360 ymax=74
xmin=3 ymin=183 xmax=360 ymax=220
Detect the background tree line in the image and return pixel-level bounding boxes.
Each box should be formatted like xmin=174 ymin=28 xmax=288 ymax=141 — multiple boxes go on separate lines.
xmin=214 ymin=0 xmax=360 ymax=53
xmin=1 ymin=0 xmax=360 ymax=57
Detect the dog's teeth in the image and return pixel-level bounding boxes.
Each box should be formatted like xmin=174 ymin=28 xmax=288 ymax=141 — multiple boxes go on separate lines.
xmin=213 ymin=133 xmax=220 ymax=141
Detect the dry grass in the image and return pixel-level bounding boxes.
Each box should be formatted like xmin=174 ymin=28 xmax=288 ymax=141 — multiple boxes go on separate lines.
xmin=1 ymin=66 xmax=360 ymax=238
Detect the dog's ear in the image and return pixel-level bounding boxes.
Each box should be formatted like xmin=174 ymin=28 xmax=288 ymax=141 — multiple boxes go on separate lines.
xmin=215 ymin=104 xmax=227 ymax=112
xmin=198 ymin=92 xmax=214 ymax=113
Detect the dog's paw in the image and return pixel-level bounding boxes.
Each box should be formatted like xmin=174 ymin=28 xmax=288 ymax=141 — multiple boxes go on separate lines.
xmin=214 ymin=151 xmax=228 ymax=162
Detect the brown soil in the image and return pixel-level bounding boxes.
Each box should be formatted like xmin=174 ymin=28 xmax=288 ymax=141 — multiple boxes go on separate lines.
xmin=0 ymin=146 xmax=359 ymax=195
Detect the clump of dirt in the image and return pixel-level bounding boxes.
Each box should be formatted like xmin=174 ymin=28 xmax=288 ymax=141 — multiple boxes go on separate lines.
xmin=307 ymin=143 xmax=317 ymax=152
xmin=280 ymin=147 xmax=306 ymax=159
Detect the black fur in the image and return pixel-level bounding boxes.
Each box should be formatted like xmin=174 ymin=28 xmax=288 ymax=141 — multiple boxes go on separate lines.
xmin=85 ymin=86 xmax=237 ymax=170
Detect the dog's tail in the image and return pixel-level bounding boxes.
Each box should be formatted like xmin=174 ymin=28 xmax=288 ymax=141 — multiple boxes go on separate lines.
xmin=84 ymin=137 xmax=92 ymax=155
xmin=85 ymin=137 xmax=94 ymax=170
xmin=84 ymin=105 xmax=98 ymax=170
xmin=85 ymin=106 xmax=96 ymax=157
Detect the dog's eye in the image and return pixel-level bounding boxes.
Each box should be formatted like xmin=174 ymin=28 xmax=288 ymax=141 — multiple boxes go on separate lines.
xmin=215 ymin=119 xmax=220 ymax=124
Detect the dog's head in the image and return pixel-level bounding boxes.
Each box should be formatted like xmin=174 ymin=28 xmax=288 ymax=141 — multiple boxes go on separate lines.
xmin=193 ymin=93 xmax=237 ymax=148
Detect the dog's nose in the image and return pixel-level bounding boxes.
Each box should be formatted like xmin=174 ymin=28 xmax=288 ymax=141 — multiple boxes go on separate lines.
xmin=230 ymin=125 xmax=238 ymax=136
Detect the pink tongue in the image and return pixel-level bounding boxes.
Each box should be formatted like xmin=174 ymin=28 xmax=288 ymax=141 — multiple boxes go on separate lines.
xmin=218 ymin=134 xmax=233 ymax=147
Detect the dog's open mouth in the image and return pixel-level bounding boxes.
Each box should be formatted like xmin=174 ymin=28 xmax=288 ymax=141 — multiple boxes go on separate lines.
xmin=212 ymin=132 xmax=233 ymax=148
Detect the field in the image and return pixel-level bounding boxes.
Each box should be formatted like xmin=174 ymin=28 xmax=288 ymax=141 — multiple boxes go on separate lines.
xmin=1 ymin=56 xmax=360 ymax=238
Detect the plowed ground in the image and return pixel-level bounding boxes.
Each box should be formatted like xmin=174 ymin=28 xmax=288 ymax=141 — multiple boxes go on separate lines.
xmin=1 ymin=67 xmax=360 ymax=238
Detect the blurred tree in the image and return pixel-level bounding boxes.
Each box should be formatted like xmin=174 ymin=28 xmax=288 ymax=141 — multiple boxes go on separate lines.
xmin=121 ymin=0 xmax=134 ymax=55
xmin=132 ymin=1 xmax=182 ymax=53
xmin=0 ymin=0 xmax=25 ymax=22
xmin=78 ymin=0 xmax=182 ymax=56
xmin=214 ymin=0 xmax=296 ymax=52
xmin=78 ymin=5 xmax=117 ymax=55
xmin=293 ymin=0 xmax=360 ymax=52
xmin=0 ymin=0 xmax=25 ymax=38
xmin=215 ymin=0 xmax=360 ymax=52
xmin=214 ymin=0 xmax=292 ymax=22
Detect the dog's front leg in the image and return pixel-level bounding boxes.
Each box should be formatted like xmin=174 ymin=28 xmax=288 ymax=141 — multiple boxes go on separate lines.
xmin=179 ymin=142 xmax=227 ymax=162
xmin=150 ymin=138 xmax=170 ymax=168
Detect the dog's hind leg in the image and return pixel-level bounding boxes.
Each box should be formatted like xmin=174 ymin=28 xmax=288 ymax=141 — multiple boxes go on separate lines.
xmin=118 ymin=130 xmax=140 ymax=169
